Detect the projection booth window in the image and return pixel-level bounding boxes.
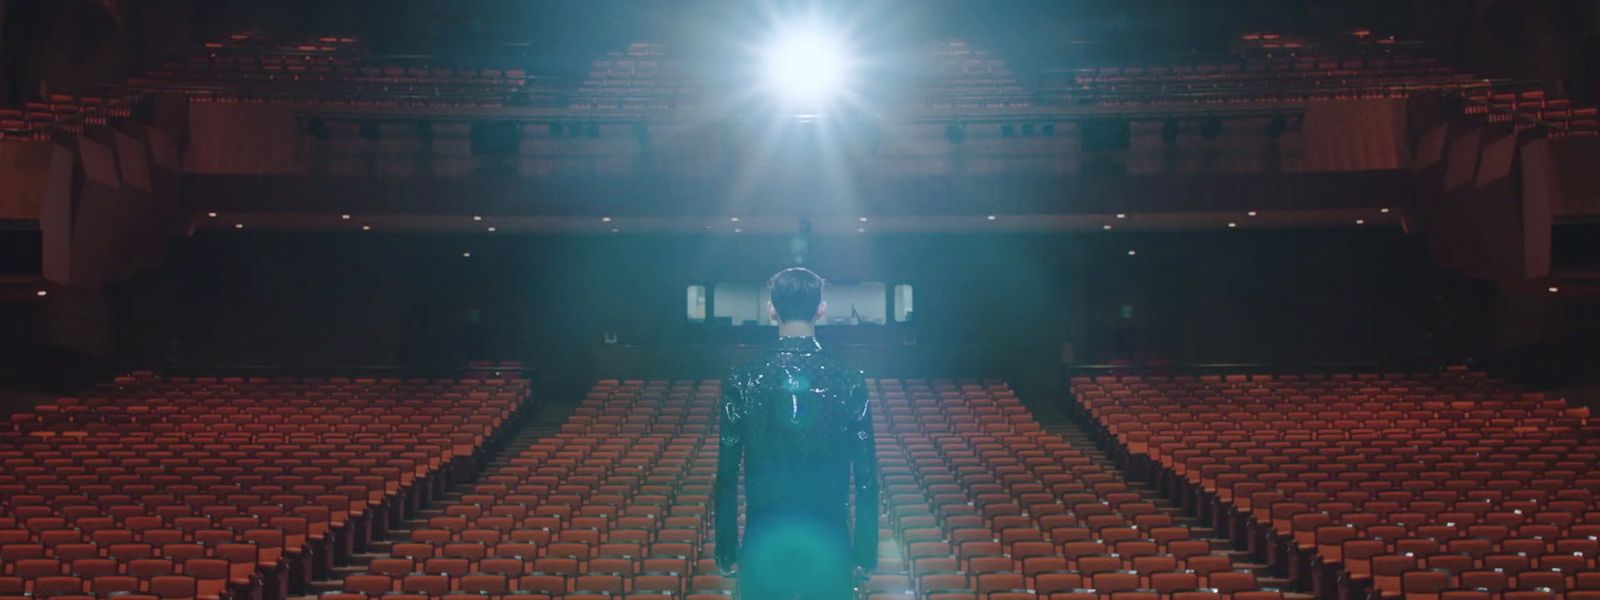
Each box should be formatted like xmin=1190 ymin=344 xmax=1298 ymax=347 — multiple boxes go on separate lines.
xmin=706 ymin=281 xmax=889 ymax=326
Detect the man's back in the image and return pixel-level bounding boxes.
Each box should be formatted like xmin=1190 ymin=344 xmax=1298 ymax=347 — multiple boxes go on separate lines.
xmin=714 ymin=335 xmax=878 ymax=597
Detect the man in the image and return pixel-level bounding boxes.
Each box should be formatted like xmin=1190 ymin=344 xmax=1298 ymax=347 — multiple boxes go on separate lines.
xmin=714 ymin=267 xmax=878 ymax=600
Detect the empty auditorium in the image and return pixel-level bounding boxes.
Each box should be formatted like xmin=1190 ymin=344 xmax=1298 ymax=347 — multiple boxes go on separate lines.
xmin=4 ymin=1 xmax=1600 ymax=599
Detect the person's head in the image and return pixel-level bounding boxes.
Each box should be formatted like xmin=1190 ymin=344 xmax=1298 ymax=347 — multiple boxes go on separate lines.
xmin=767 ymin=267 xmax=826 ymax=325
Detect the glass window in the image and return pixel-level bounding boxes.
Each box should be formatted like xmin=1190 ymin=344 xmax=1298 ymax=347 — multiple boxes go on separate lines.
xmin=707 ymin=281 xmax=894 ymax=326
xmin=686 ymin=285 xmax=707 ymax=322
xmin=713 ymin=282 xmax=766 ymax=326
xmin=893 ymin=284 xmax=914 ymax=322
xmin=823 ymin=282 xmax=887 ymax=325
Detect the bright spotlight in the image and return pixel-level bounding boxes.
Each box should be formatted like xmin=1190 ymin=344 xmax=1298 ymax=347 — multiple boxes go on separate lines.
xmin=761 ymin=23 xmax=854 ymax=107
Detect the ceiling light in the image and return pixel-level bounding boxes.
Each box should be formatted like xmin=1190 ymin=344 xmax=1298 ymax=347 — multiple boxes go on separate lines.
xmin=35 ymin=290 xmax=48 ymax=297
xmin=1228 ymin=222 xmax=1238 ymax=228
xmin=234 ymin=223 xmax=244 ymax=229
xmin=362 ymin=224 xmax=372 ymax=231
xmin=472 ymin=215 xmax=482 ymax=221
xmin=462 ymin=252 xmax=472 ymax=258
xmin=857 ymin=228 xmax=866 ymax=233
xmin=859 ymin=217 xmax=868 ymax=222
xmin=1549 ymin=286 xmax=1560 ymax=293
xmin=340 ymin=214 xmax=351 ymax=220
xmin=602 ymin=216 xmax=612 ymax=222
xmin=733 ymin=228 xmax=743 ymax=233
xmin=1247 ymin=211 xmax=1258 ymax=217
xmin=1115 ymin=213 xmax=1127 ymax=219
xmin=1102 ymin=225 xmax=1113 ymax=230
xmin=206 ymin=212 xmax=218 ymax=218
xmin=1380 ymin=208 xmax=1391 ymax=213
xmin=487 ymin=226 xmax=497 ymax=232
xmin=986 ymin=215 xmax=997 ymax=221
xmin=610 ymin=228 xmax=619 ymax=233
xmin=1127 ymin=250 xmax=1137 ymax=256
xmin=1355 ymin=219 xmax=1365 ymax=225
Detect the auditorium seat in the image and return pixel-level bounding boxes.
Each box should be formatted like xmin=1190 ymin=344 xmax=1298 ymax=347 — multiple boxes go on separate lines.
xmin=0 ymin=371 xmax=529 ymax=600
xmin=1075 ymin=367 xmax=1600 ymax=600
xmin=307 ymin=376 xmax=1285 ymax=599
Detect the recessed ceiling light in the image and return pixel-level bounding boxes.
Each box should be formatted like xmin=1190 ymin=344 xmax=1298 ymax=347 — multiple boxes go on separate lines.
xmin=602 ymin=216 xmax=612 ymax=223
xmin=362 ymin=224 xmax=372 ymax=231
xmin=487 ymin=226 xmax=497 ymax=232
xmin=610 ymin=228 xmax=619 ymax=233
xmin=462 ymin=252 xmax=472 ymax=258
xmin=857 ymin=228 xmax=866 ymax=233
xmin=733 ymin=228 xmax=743 ymax=233
xmin=206 ymin=212 xmax=218 ymax=218
xmin=35 ymin=290 xmax=48 ymax=297
xmin=1380 ymin=208 xmax=1391 ymax=214
xmin=859 ymin=217 xmax=868 ymax=223
xmin=1127 ymin=250 xmax=1137 ymax=256
xmin=986 ymin=215 xmax=997 ymax=221
xmin=1115 ymin=213 xmax=1127 ymax=219
xmin=340 ymin=214 xmax=351 ymax=220
xmin=1548 ymin=286 xmax=1560 ymax=293
xmin=1102 ymin=224 xmax=1113 ymax=230
xmin=730 ymin=217 xmax=740 ymax=222
xmin=1355 ymin=219 xmax=1365 ymax=225
xmin=1228 ymin=222 xmax=1238 ymax=228
xmin=1247 ymin=211 xmax=1258 ymax=217
xmin=472 ymin=215 xmax=483 ymax=222
xmin=234 ymin=223 xmax=244 ymax=229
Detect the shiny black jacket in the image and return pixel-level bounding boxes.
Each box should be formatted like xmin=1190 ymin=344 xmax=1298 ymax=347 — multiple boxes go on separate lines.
xmin=714 ymin=336 xmax=878 ymax=571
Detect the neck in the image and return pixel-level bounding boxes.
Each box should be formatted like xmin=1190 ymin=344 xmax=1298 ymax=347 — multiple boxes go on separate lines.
xmin=777 ymin=321 xmax=816 ymax=338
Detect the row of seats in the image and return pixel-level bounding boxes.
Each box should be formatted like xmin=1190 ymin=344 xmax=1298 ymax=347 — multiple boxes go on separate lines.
xmin=1465 ymin=88 xmax=1600 ymax=137
xmin=1074 ymin=367 xmax=1600 ymax=600
xmin=0 ymin=94 xmax=134 ymax=141
xmin=120 ymin=32 xmax=555 ymax=109
xmin=324 ymin=376 xmax=1288 ymax=599
xmin=864 ymin=378 xmax=1282 ymax=600
xmin=0 ymin=369 xmax=529 ymax=600
xmin=568 ymin=43 xmax=699 ymax=112
xmin=923 ymin=40 xmax=1033 ymax=111
xmin=328 ymin=379 xmax=727 ymax=600
xmin=1043 ymin=57 xmax=1486 ymax=107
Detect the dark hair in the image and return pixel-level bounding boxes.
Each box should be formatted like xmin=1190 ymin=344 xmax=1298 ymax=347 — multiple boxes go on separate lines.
xmin=768 ymin=267 xmax=825 ymax=323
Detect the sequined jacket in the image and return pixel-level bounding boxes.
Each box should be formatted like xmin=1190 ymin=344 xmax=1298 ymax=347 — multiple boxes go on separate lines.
xmin=713 ymin=336 xmax=879 ymax=571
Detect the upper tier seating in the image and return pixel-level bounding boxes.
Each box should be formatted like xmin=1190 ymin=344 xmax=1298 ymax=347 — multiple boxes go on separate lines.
xmin=568 ymin=42 xmax=699 ymax=113
xmin=1041 ymin=50 xmax=1484 ymax=107
xmin=0 ymin=369 xmax=529 ymax=600
xmin=0 ymin=94 xmax=135 ymax=141
xmin=323 ymin=377 xmax=1286 ymax=599
xmin=1464 ymin=88 xmax=1600 ymax=137
xmin=1074 ymin=367 xmax=1600 ymax=600
xmin=923 ymin=40 xmax=1032 ymax=111
xmin=122 ymin=33 xmax=553 ymax=108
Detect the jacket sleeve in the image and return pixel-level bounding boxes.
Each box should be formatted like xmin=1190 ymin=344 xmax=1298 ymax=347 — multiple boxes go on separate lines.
xmin=849 ymin=372 xmax=879 ymax=570
xmin=713 ymin=372 xmax=745 ymax=569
